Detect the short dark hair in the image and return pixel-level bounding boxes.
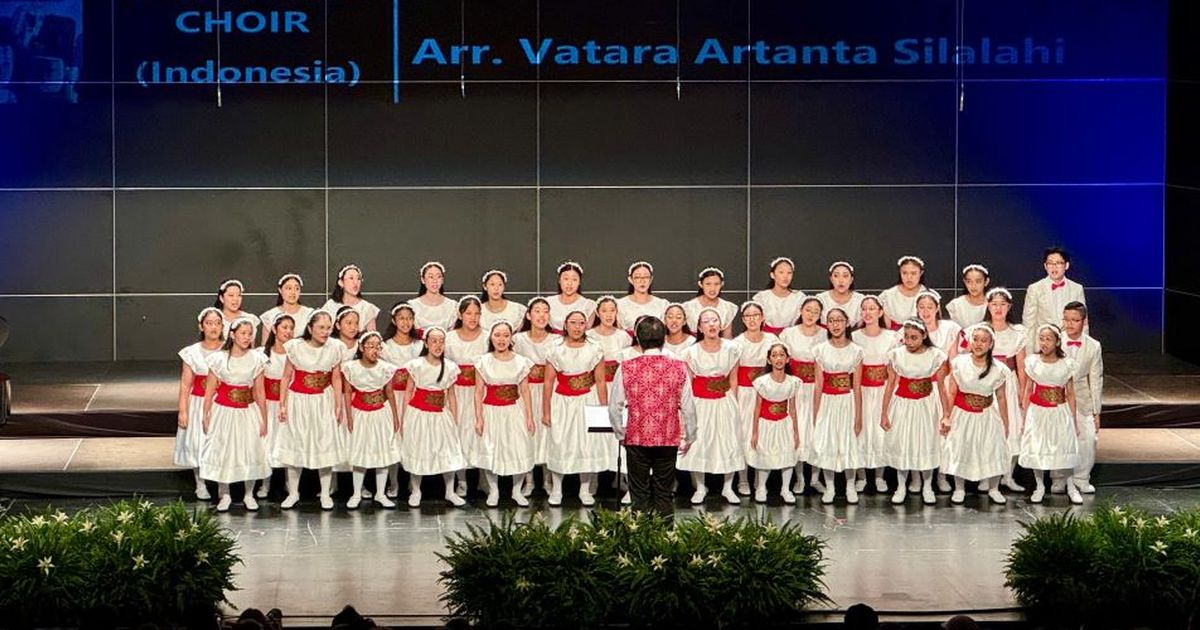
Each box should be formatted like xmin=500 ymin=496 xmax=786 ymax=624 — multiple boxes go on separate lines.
xmin=634 ymin=316 xmax=666 ymax=350
xmin=1064 ymin=300 xmax=1088 ymax=319
xmin=844 ymin=603 xmax=879 ymax=630
xmin=1043 ymin=245 xmax=1071 ymax=263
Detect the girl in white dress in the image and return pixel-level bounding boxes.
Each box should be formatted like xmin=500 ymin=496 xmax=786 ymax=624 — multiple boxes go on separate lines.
xmin=940 ymin=324 xmax=1011 ymax=505
xmin=547 ymin=261 xmax=598 ymax=332
xmin=200 ymin=318 xmax=269 ymax=512
xmin=479 ymin=269 xmax=528 ymax=332
xmin=983 ymin=287 xmax=1029 ymax=493
xmin=945 ymin=264 xmax=990 ymax=331
xmin=260 ymin=273 xmax=314 ymax=344
xmin=662 ymin=303 xmax=696 ymax=357
xmin=879 ymin=256 xmax=928 ymax=330
xmin=543 ymin=310 xmax=610 ymax=506
xmin=748 ymin=343 xmax=802 ymax=504
xmin=914 ymin=290 xmax=960 ymax=494
xmin=682 ymin=267 xmax=738 ymax=338
xmin=400 ymin=327 xmax=468 ymax=507
xmin=176 ymin=307 xmax=225 ymax=500
xmin=513 ymin=297 xmax=557 ymax=497
xmin=254 ymin=313 xmax=294 ymax=499
xmin=733 ymin=301 xmax=780 ymax=495
xmin=752 ymin=257 xmax=807 ymax=335
xmin=616 ymin=261 xmax=670 ymax=334
xmin=850 ymin=296 xmax=896 ymax=493
xmin=329 ymin=306 xmax=362 ymax=493
xmin=381 ymin=303 xmax=423 ymax=497
xmin=446 ymin=296 xmax=488 ymax=497
xmin=881 ymin=319 xmax=948 ymax=505
xmin=587 ymin=296 xmax=632 ymax=501
xmin=1019 ymin=324 xmax=1082 ymax=504
xmin=275 ymin=311 xmax=346 ymax=510
xmin=407 ymin=261 xmax=458 ymax=336
xmin=341 ymin=332 xmax=402 ymax=509
xmin=214 ymin=279 xmax=261 ymax=338
xmin=815 ymin=261 xmax=866 ymax=327
xmin=677 ymin=308 xmax=745 ymax=505
xmin=779 ymin=297 xmax=828 ymax=493
xmin=322 ymin=264 xmax=380 ymax=333
xmin=472 ymin=322 xmax=536 ymax=508
xmin=809 ymin=308 xmax=865 ymax=504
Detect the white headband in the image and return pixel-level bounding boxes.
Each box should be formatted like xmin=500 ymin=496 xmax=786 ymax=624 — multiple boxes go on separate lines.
xmin=769 ymin=257 xmax=794 ymax=270
xmin=228 ymin=315 xmax=257 ymax=332
xmin=457 ymin=295 xmax=482 ymax=308
xmin=698 ymin=266 xmax=724 ymax=280
xmin=696 ymin=307 xmax=724 ymax=329
xmin=488 ymin=320 xmax=515 ymax=333
xmin=219 ymin=279 xmax=243 ymax=292
xmin=419 ymin=261 xmax=445 ymax=276
xmin=828 ymin=260 xmax=855 ymax=274
xmin=627 ymin=261 xmax=654 ymax=276
xmin=277 ymin=273 xmax=303 ymax=288
xmin=902 ymin=318 xmax=927 ymax=332
xmin=665 ymin=302 xmax=686 ymax=313
xmin=526 ymin=296 xmax=549 ymax=308
xmin=596 ymin=295 xmax=618 ymax=307
xmin=824 ymin=307 xmax=850 ymax=323
xmin=859 ymin=294 xmax=883 ymax=309
xmin=962 ymin=264 xmax=989 ymax=277
xmin=480 ymin=269 xmax=507 ymax=284
xmin=357 ymin=331 xmax=383 ymax=348
xmin=423 ymin=326 xmax=447 ymax=338
xmin=1037 ymin=323 xmax=1062 ymax=337
xmin=196 ymin=306 xmax=222 ymax=323
xmin=916 ymin=289 xmax=943 ymax=304
xmin=390 ymin=303 xmax=413 ymax=316
xmin=337 ymin=264 xmax=361 ymax=280
xmin=985 ymin=287 xmax=1013 ymax=301
xmin=897 ymin=255 xmax=925 ymax=268
xmin=334 ymin=306 xmax=358 ymax=323
xmin=740 ymin=300 xmax=764 ymax=314
xmin=963 ymin=323 xmax=994 ymax=339
xmin=556 ymin=260 xmax=583 ymax=275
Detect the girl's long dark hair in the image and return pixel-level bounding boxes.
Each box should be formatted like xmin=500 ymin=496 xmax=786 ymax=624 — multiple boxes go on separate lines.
xmin=763 ymin=342 xmax=793 ymax=376
xmin=486 ymin=322 xmax=515 ymax=353
xmin=221 ymin=320 xmax=255 ymax=353
xmin=418 ymin=333 xmax=447 ymax=386
xmin=519 ymin=298 xmax=550 ymax=333
xmin=262 ymin=315 xmax=295 ymax=359
xmin=384 ymin=303 xmax=417 ymax=341
xmin=302 ymin=311 xmax=332 ymax=341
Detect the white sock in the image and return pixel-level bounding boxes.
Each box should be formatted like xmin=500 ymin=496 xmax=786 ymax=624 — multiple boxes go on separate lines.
xmin=410 ymin=474 xmax=422 ymax=493
xmin=551 ymin=472 xmax=565 ymax=494
xmin=286 ymin=467 xmax=301 ymax=496
xmin=485 ymin=471 xmax=499 ymax=493
xmin=822 ymin=469 xmax=835 ymax=491
xmin=218 ymin=482 xmax=230 ymax=499
xmin=442 ymin=472 xmax=456 ymax=494
xmin=781 ymin=468 xmax=794 ymax=491
xmin=375 ymin=469 xmax=388 ymax=495
xmin=691 ymin=472 xmax=706 ymax=492
xmin=896 ymin=470 xmax=908 ymax=489
xmin=921 ymin=470 xmax=933 ymax=491
xmin=755 ymin=469 xmax=770 ymax=493
xmin=954 ymin=476 xmax=965 ymax=493
xmin=721 ymin=473 xmax=735 ymax=493
xmin=1034 ymin=471 xmax=1046 ymax=492
xmin=318 ymin=468 xmax=332 ymax=498
xmin=352 ymin=468 xmax=366 ymax=497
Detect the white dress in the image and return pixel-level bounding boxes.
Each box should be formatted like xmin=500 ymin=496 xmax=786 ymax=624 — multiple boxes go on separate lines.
xmin=752 ymin=289 xmax=807 ymax=332
xmin=260 ymin=305 xmax=315 ymax=335
xmin=342 ymin=359 xmax=402 ymax=469
xmin=545 ymin=341 xmax=614 ymax=474
xmin=747 ymin=374 xmax=802 ymax=470
xmin=1019 ymin=355 xmax=1080 ymax=470
xmin=615 ymin=295 xmax=669 ymax=332
xmin=321 ymin=298 xmax=381 ymax=331
xmin=927 ymin=320 xmax=963 ymax=359
xmin=676 ymin=340 xmax=744 ymax=475
xmin=175 ymin=342 xmax=220 ymax=468
xmin=547 ymin=294 xmax=598 ymax=332
xmin=258 ymin=347 xmax=288 ymax=468
xmin=199 ymin=351 xmax=270 ymax=483
xmin=381 ymin=338 xmax=424 ymax=375
xmin=400 ymin=357 xmax=467 ymax=475
xmin=681 ymin=297 xmax=738 ymax=332
xmin=878 ymin=286 xmax=925 ymax=326
xmin=330 ymin=340 xmax=358 ymax=472
xmin=884 ymin=346 xmax=947 ymax=471
xmin=445 ymin=330 xmax=489 ymax=463
xmin=733 ymin=332 xmax=780 ymax=460
xmin=405 ymin=295 xmax=458 ymax=334
xmin=664 ymin=335 xmax=697 ymax=358
xmin=808 ymin=342 xmax=865 ymax=472
xmin=992 ymin=324 xmax=1028 ymax=457
xmin=778 ymin=326 xmax=828 ymax=463
xmin=941 ymin=355 xmax=1011 ymax=480
xmin=588 ymin=328 xmax=633 ymax=473
xmin=851 ymin=328 xmax=899 ymax=468
xmin=480 ymin=300 xmax=528 ymax=332
xmin=513 ymin=331 xmax=558 ymax=465
xmin=470 ymin=353 xmax=536 ymax=476
xmin=273 ymin=338 xmax=344 ymax=469
xmin=945 ymin=297 xmax=987 ymax=330
xmin=814 ymin=291 xmax=866 ymax=326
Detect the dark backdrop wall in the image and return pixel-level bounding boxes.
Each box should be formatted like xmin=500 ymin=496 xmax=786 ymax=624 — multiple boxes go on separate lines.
xmin=1166 ymin=0 xmax=1200 ymax=364
xmin=0 ymin=0 xmax=1168 ymax=361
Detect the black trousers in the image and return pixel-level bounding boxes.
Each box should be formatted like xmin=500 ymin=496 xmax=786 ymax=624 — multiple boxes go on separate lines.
xmin=625 ymin=445 xmax=678 ymax=520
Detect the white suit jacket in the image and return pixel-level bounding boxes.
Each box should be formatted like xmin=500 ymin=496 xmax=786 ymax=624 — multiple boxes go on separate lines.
xmin=1022 ymin=277 xmax=1086 ymax=352
xmin=1062 ymin=334 xmax=1103 ymax=417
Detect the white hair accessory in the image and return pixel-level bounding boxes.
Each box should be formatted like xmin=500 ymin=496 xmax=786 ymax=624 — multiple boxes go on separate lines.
xmin=696 ymin=306 xmax=724 ymax=330
xmin=419 ymin=261 xmax=445 ymax=277
xmin=985 ymin=287 xmax=1013 ymax=301
xmin=334 ymin=306 xmax=358 ymax=322
xmin=824 ymin=307 xmax=850 ymax=323
xmin=901 ymin=318 xmax=927 ymax=332
xmin=697 ymin=266 xmax=724 ymax=280
xmin=556 ymin=260 xmax=583 ymax=275
xmin=740 ymin=300 xmax=765 ymax=314
xmin=390 ymin=303 xmax=413 ymax=316
xmin=768 ymin=257 xmax=794 ymax=271
xmin=627 ymin=261 xmax=654 ymax=276
xmin=596 ymin=295 xmax=618 ymax=307
xmin=337 ymin=264 xmax=362 ymax=280
xmin=828 ymin=260 xmax=855 ymax=274
xmin=228 ymin=315 xmax=257 ymax=332
xmin=488 ymin=320 xmax=515 ymax=333
xmin=897 ymin=255 xmax=925 ymax=268
xmin=526 ymin=295 xmax=550 ymax=308
xmin=277 ymin=273 xmax=303 ymax=288
xmin=196 ymin=306 xmax=223 ymax=323
xmin=961 ymin=264 xmax=989 ymax=277
xmin=1037 ymin=323 xmax=1062 ymax=337
xmin=859 ymin=294 xmax=883 ymax=309
xmin=357 ymin=331 xmax=383 ymax=348
xmin=218 ymin=279 xmax=244 ymax=292
xmin=916 ymin=289 xmax=943 ymax=304
xmin=457 ymin=295 xmax=482 ymax=308
xmin=423 ymin=326 xmax=447 ymax=338
xmin=480 ymin=269 xmax=507 ymax=284
xmin=963 ymin=323 xmax=994 ymax=339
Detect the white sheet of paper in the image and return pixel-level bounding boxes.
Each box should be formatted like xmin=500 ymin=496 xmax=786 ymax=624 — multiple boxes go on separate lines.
xmin=584 ymin=405 xmax=625 ymax=432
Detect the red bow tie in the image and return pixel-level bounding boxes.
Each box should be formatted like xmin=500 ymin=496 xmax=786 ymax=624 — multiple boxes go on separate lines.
xmin=1067 ymin=340 xmax=1082 ymax=347
xmin=1051 ymin=281 xmax=1065 ymax=291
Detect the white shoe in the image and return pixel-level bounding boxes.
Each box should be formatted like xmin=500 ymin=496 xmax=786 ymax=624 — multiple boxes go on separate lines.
xmin=754 ymin=488 xmax=767 ymax=503
xmin=347 ymin=494 xmax=362 ymax=510
xmin=408 ymin=492 xmax=422 ymax=508
xmin=375 ymin=495 xmax=396 ymax=508
xmin=891 ymin=488 xmax=906 ymax=505
xmin=548 ymin=493 xmax=563 ymax=506
xmin=908 ymin=476 xmax=921 ymax=493
xmin=987 ymin=489 xmax=1007 ymax=505
xmin=455 ymin=481 xmax=468 ymax=497
xmin=522 ymin=477 xmax=535 ymax=497
xmin=446 ymin=493 xmax=466 ymax=507
xmin=951 ymin=489 xmax=965 ymax=504
xmin=621 ymin=491 xmax=631 ymax=505
xmin=1003 ymin=476 xmax=1026 ymax=492
xmin=977 ymin=478 xmax=991 ymax=491
xmin=243 ymin=495 xmax=259 ymax=511
xmin=319 ymin=495 xmax=335 ymax=511
xmin=486 ymin=491 xmax=500 ymax=508
xmin=1049 ymin=480 xmax=1067 ymax=494
xmin=812 ymin=479 xmax=827 ymax=493
xmin=922 ymin=487 xmax=936 ymax=505
xmin=874 ymin=478 xmax=888 ymax=493
xmin=781 ymin=490 xmax=796 ymax=505
xmin=721 ymin=489 xmax=741 ymax=505
xmin=255 ymin=483 xmax=269 ymax=499
xmin=854 ymin=478 xmax=867 ymax=492
xmin=1030 ymin=487 xmax=1045 ymax=503
xmin=280 ymin=494 xmax=300 ymax=510
xmin=792 ymin=481 xmax=806 ymax=494
xmin=579 ymin=491 xmax=596 ymax=507
xmin=216 ymin=495 xmax=232 ymax=512
xmin=196 ymin=485 xmax=212 ymax=501
xmin=1067 ymin=486 xmax=1084 ymax=505
xmin=386 ymin=484 xmax=400 ymax=499
xmin=737 ymin=482 xmax=751 ymax=496
xmin=361 ymin=488 xmax=372 ymax=499
xmin=1078 ymin=482 xmax=1096 ymax=494
xmin=936 ymin=475 xmax=952 ymax=493
xmin=821 ymin=487 xmax=835 ymax=505
xmin=845 ymin=486 xmax=859 ymax=505
xmin=512 ymin=491 xmax=530 ymax=507
xmin=690 ymin=487 xmax=707 ymax=504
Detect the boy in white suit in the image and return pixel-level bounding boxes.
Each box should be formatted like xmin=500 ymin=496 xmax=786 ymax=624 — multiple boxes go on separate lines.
xmin=1022 ymin=246 xmax=1086 ymax=354
xmin=1051 ymin=301 xmax=1103 ymax=494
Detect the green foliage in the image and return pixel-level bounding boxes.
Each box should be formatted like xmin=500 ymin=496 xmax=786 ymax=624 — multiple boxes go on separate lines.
xmin=0 ymin=499 xmax=240 ymax=628
xmin=438 ymin=509 xmax=830 ymax=628
xmin=1005 ymin=503 xmax=1200 ymax=629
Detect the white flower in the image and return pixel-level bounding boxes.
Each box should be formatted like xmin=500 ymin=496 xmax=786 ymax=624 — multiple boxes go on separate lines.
xmin=116 ymin=510 xmax=134 ymax=524
xmin=1120 ymin=516 xmax=1129 ymax=527
xmin=1111 ymin=506 xmax=1125 ymax=516
xmin=10 ymin=536 xmax=28 ymax=551
xmin=514 ymin=578 xmax=532 ymax=592
xmin=755 ymin=536 xmax=767 ymax=550
xmin=582 ymin=541 xmax=598 ymax=556
xmin=111 ymin=530 xmax=125 ymax=545
xmin=51 ymin=512 xmax=68 ymax=524
xmin=765 ymin=522 xmax=778 ymax=534
xmin=78 ymin=520 xmax=95 ymax=534
xmin=196 ymin=551 xmax=209 ymax=564
xmin=139 ymin=500 xmax=153 ymax=511
xmin=1151 ymin=540 xmax=1169 ymax=556
xmin=568 ymin=529 xmax=579 ymax=541
xmin=706 ymin=553 xmax=722 ymax=567
xmin=627 ymin=520 xmax=639 ymax=532
xmin=1183 ymin=528 xmax=1196 ymax=539
xmin=616 ymin=553 xmax=632 ymax=568
xmin=155 ymin=513 xmax=167 ymax=525
xmin=1156 ymin=516 xmax=1170 ymax=528
xmin=732 ymin=532 xmax=743 ymax=543
xmin=175 ymin=530 xmax=190 ymax=541
xmin=689 ymin=553 xmax=704 ymax=567
xmin=132 ymin=554 xmax=148 ymax=570
xmin=37 ymin=557 xmax=54 ymax=575
xmin=650 ymin=555 xmax=666 ymax=571
xmin=665 ymin=530 xmax=679 ymax=543
xmin=1135 ymin=517 xmax=1147 ymax=530
xmin=29 ymin=515 xmax=47 ymax=527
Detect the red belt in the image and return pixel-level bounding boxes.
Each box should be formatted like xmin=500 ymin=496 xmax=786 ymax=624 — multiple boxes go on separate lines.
xmin=603 ymin=360 xmax=619 ymax=383
xmin=691 ymin=375 xmax=731 ymax=399
xmin=737 ymin=365 xmax=764 ymax=387
xmin=390 ymin=368 xmax=409 ymax=391
xmin=759 ymin=398 xmax=789 ymax=421
xmin=549 ymin=327 xmax=563 ymax=335
xmin=954 ymin=390 xmax=994 ymax=413
xmin=994 ymin=354 xmax=1017 ymax=370
xmin=290 ymin=369 xmax=331 ymax=394
xmin=527 ymin=364 xmax=546 ymax=384
xmin=483 ymin=384 xmax=520 ymax=406
xmin=1030 ymin=383 xmax=1066 ymax=408
xmin=959 ymin=331 xmax=969 ymax=351
xmin=861 ymin=364 xmax=887 ymax=387
xmin=555 ymin=371 xmax=595 ymax=396
xmin=888 ymin=321 xmax=902 ymax=331
xmin=455 ymin=364 xmax=476 ymax=387
xmin=895 ymin=376 xmax=933 ymax=400
xmin=788 ymin=359 xmax=816 ymax=383
xmin=215 ymin=382 xmax=254 ymax=408
xmin=412 ymin=328 xmax=426 ymax=340
xmin=190 ymin=374 xmax=207 ymax=397
xmin=351 ymin=387 xmax=387 ymax=411
xmin=408 ymin=387 xmax=446 ymax=412
xmin=762 ymin=324 xmax=785 ymax=335
xmin=264 ymin=377 xmax=281 ymax=402
xmin=821 ymin=371 xmax=852 ymax=395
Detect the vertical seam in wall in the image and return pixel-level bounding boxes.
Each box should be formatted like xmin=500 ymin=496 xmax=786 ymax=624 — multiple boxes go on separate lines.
xmin=324 ymin=0 xmax=331 ymax=296
xmin=745 ymin=0 xmax=751 ymax=301
xmin=110 ymin=0 xmax=117 ymax=360
xmin=1162 ymin=59 xmax=1168 ymax=355
xmin=535 ymin=0 xmax=541 ymax=293
xmin=953 ymin=0 xmax=962 ymax=297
